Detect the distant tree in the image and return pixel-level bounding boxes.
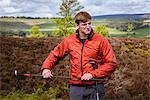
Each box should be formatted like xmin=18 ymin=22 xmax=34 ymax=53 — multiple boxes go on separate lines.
xmin=127 ymin=23 xmax=135 ymax=36
xmin=127 ymin=23 xmax=134 ymax=32
xmin=30 ymin=26 xmax=48 ymax=38
xmin=52 ymin=0 xmax=83 ymax=36
xmin=94 ymin=25 xmax=110 ymax=38
xmin=18 ymin=31 xmax=27 ymax=37
xmin=52 ymin=16 xmax=75 ymax=36
xmin=58 ymin=0 xmax=84 ymax=17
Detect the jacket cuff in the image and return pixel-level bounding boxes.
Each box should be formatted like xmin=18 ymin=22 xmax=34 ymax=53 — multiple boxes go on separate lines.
xmin=41 ymin=67 xmax=50 ymax=73
xmin=88 ymin=71 xmax=96 ymax=78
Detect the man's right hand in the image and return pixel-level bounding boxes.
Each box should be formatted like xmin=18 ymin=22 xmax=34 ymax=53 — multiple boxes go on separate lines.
xmin=42 ymin=69 xmax=53 ymax=78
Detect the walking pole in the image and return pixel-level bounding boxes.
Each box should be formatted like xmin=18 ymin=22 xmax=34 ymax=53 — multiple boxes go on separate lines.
xmin=15 ymin=70 xmax=104 ymax=81
xmin=89 ymin=60 xmax=100 ymax=100
xmin=15 ymin=70 xmax=71 ymax=79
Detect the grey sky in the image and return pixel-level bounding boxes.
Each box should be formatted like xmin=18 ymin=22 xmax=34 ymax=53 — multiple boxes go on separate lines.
xmin=0 ymin=0 xmax=149 ymax=17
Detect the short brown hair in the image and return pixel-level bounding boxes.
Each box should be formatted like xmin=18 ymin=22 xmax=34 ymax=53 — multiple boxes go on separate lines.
xmin=74 ymin=11 xmax=92 ymax=25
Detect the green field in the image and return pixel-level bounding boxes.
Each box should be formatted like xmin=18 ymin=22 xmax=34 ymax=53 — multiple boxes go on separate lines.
xmin=132 ymin=27 xmax=150 ymax=38
xmin=107 ymin=27 xmax=150 ymax=38
xmin=0 ymin=18 xmax=149 ymax=38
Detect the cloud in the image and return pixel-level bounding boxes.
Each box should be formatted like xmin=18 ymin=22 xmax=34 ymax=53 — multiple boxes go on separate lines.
xmin=0 ymin=0 xmax=61 ymax=17
xmin=79 ymin=0 xmax=150 ymax=15
xmin=0 ymin=0 xmax=149 ymax=17
xmin=0 ymin=0 xmax=11 ymax=7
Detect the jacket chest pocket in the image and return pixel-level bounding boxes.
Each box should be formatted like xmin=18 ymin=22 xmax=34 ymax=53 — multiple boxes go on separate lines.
xmin=69 ymin=45 xmax=82 ymax=58
xmin=83 ymin=45 xmax=99 ymax=58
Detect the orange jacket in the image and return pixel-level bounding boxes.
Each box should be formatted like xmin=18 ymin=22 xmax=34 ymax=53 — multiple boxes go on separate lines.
xmin=41 ymin=32 xmax=117 ymax=85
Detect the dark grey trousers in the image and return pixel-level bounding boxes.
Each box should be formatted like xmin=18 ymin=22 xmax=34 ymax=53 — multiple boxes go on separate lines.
xmin=69 ymin=83 xmax=105 ymax=100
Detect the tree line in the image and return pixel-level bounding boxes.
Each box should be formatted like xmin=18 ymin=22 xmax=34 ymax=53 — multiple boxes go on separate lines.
xmin=0 ymin=16 xmax=50 ymax=19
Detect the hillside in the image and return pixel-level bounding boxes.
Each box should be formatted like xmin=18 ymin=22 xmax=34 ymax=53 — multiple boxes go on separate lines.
xmin=0 ymin=36 xmax=149 ymax=99
xmin=0 ymin=21 xmax=31 ymax=30
xmin=92 ymin=13 xmax=150 ymax=20
xmin=0 ymin=13 xmax=149 ymax=38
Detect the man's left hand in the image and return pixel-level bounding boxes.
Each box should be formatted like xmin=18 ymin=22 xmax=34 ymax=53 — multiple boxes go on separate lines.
xmin=81 ymin=73 xmax=93 ymax=80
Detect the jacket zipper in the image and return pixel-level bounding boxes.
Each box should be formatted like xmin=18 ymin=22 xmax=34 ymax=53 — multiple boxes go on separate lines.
xmin=80 ymin=43 xmax=84 ymax=76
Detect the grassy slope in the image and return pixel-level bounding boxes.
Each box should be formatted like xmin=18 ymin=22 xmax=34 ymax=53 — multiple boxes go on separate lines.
xmin=0 ymin=18 xmax=149 ymax=38
xmin=132 ymin=27 xmax=150 ymax=38
xmin=107 ymin=27 xmax=150 ymax=38
xmin=0 ymin=18 xmax=51 ymax=25
xmin=107 ymin=27 xmax=127 ymax=37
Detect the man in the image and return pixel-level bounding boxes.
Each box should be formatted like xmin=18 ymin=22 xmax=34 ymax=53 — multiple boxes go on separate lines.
xmin=41 ymin=11 xmax=117 ymax=100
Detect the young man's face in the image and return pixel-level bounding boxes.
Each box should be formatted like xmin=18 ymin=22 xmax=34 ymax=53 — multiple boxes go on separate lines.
xmin=77 ymin=20 xmax=92 ymax=35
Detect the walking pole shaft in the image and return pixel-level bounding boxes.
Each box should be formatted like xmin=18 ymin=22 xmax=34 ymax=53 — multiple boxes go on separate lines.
xmin=89 ymin=60 xmax=100 ymax=100
xmin=15 ymin=70 xmax=104 ymax=81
